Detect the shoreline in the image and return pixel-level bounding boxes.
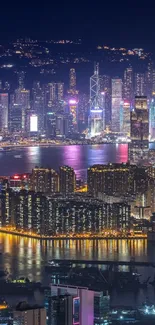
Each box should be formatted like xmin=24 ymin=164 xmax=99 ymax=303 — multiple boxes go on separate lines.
xmin=0 ymin=229 xmax=147 ymax=240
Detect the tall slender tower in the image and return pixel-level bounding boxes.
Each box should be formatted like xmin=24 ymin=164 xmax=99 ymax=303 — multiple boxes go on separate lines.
xmin=89 ymin=63 xmax=104 ymax=137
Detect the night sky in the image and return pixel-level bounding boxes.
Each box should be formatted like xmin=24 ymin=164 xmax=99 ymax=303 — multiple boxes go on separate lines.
xmin=0 ymin=0 xmax=154 ymax=50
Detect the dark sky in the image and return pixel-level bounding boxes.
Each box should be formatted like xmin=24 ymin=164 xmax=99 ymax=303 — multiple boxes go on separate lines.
xmin=0 ymin=0 xmax=155 ymax=50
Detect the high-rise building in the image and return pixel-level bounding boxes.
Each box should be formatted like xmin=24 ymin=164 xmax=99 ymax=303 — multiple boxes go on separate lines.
xmin=134 ymin=73 xmax=146 ymax=96
xmin=123 ymin=67 xmax=133 ymax=104
xmin=122 ymin=101 xmax=131 ymax=136
xmin=46 ymin=295 xmax=74 ymax=325
xmin=10 ymin=104 xmax=22 ymax=133
xmin=56 ymin=112 xmax=70 ymax=137
xmin=68 ymin=99 xmax=78 ymax=128
xmin=152 ymin=69 xmax=155 ymax=95
xmin=59 ymin=166 xmax=76 ymax=193
xmin=57 ymin=83 xmax=64 ymax=101
xmin=31 ymin=168 xmax=59 ymax=193
xmin=100 ymin=75 xmax=111 ymax=127
xmin=15 ymin=89 xmax=30 ymax=130
xmin=149 ymin=97 xmax=155 ymax=140
xmin=129 ymin=96 xmax=149 ymax=163
xmin=111 ymin=78 xmax=122 ymax=132
xmin=51 ymin=285 xmax=94 ymax=325
xmin=89 ymin=64 xmax=104 ymax=136
xmin=147 ymin=61 xmax=153 ymax=100
xmin=13 ymin=302 xmax=46 ymax=325
xmin=0 ymin=93 xmax=8 ymax=129
xmin=18 ymin=71 xmax=25 ymax=89
xmin=69 ymin=68 xmax=76 ymax=93
xmin=87 ymin=163 xmax=136 ymax=197
xmin=32 ymin=83 xmax=45 ymax=132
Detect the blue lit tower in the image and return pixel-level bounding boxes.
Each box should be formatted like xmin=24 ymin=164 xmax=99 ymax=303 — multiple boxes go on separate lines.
xmin=89 ymin=63 xmax=104 ymax=137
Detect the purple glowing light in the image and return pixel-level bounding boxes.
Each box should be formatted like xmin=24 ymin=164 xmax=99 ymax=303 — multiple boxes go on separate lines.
xmin=69 ymin=99 xmax=77 ymax=104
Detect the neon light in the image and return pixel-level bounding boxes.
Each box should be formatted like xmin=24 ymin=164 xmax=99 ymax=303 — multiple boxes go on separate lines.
xmin=69 ymin=99 xmax=77 ymax=104
xmin=90 ymin=109 xmax=103 ymax=113
xmin=14 ymin=175 xmax=20 ymax=179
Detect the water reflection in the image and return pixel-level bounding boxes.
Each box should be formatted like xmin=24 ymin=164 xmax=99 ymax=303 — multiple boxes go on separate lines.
xmin=0 ymin=234 xmax=150 ymax=282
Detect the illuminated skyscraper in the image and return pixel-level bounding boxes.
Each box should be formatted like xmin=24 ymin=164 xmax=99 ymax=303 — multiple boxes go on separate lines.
xmin=15 ymin=88 xmax=30 ymax=130
xmin=122 ymin=101 xmax=131 ymax=136
xmin=0 ymin=93 xmax=8 ymax=129
xmin=129 ymin=96 xmax=149 ymax=163
xmin=123 ymin=67 xmax=133 ymax=103
xmin=68 ymin=99 xmax=78 ymax=127
xmin=89 ymin=64 xmax=104 ymax=136
xmin=18 ymin=71 xmax=25 ymax=89
xmin=111 ymin=78 xmax=122 ymax=132
xmin=147 ymin=61 xmax=153 ymax=100
xmin=69 ymin=68 xmax=76 ymax=92
xmin=134 ymin=73 xmax=146 ymax=96
xmin=100 ymin=75 xmax=111 ymax=127
xmin=10 ymin=104 xmax=22 ymax=132
xmin=59 ymin=166 xmax=76 ymax=193
xmin=149 ymin=97 xmax=155 ymax=140
xmin=32 ymin=82 xmax=45 ymax=132
xmin=57 ymin=83 xmax=64 ymax=101
xmin=152 ymin=69 xmax=155 ymax=95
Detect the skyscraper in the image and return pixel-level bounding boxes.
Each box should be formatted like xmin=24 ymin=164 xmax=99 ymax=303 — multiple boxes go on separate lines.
xmin=100 ymin=75 xmax=111 ymax=127
xmin=15 ymin=88 xmax=30 ymax=131
xmin=134 ymin=73 xmax=146 ymax=96
xmin=147 ymin=61 xmax=153 ymax=100
xmin=123 ymin=67 xmax=133 ymax=104
xmin=129 ymin=96 xmax=149 ymax=163
xmin=59 ymin=166 xmax=76 ymax=193
xmin=10 ymin=104 xmax=23 ymax=133
xmin=32 ymin=82 xmax=45 ymax=132
xmin=0 ymin=93 xmax=8 ymax=129
xmin=122 ymin=101 xmax=131 ymax=136
xmin=69 ymin=68 xmax=76 ymax=93
xmin=149 ymin=97 xmax=155 ymax=140
xmin=111 ymin=78 xmax=122 ymax=132
xmin=89 ymin=64 xmax=104 ymax=137
xmin=18 ymin=71 xmax=25 ymax=89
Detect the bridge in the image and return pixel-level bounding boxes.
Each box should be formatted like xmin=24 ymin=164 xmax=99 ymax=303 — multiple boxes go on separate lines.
xmin=51 ymin=259 xmax=155 ymax=267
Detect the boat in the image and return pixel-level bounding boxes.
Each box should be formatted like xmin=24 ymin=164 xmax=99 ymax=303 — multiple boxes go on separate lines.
xmin=14 ymin=155 xmax=22 ymax=158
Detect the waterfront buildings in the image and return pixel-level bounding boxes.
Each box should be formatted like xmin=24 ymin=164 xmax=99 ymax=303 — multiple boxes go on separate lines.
xmin=31 ymin=167 xmax=59 ymax=193
xmin=87 ymin=163 xmax=136 ymax=196
xmin=13 ymin=302 xmax=46 ymax=325
xmin=111 ymin=78 xmax=122 ymax=132
xmin=59 ymin=166 xmax=76 ymax=193
xmin=0 ymin=191 xmax=131 ymax=235
xmin=129 ymin=96 xmax=149 ymax=163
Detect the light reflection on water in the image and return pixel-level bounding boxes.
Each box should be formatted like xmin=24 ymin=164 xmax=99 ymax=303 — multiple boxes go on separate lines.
xmin=0 ymin=234 xmax=150 ymax=282
xmin=0 ymin=144 xmax=128 ymax=179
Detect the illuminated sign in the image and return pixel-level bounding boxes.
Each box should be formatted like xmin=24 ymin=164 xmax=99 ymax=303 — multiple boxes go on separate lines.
xmin=30 ymin=115 xmax=38 ymax=132
xmin=69 ymin=99 xmax=77 ymax=105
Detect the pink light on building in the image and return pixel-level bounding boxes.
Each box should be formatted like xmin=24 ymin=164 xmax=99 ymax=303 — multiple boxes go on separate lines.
xmin=69 ymin=99 xmax=77 ymax=104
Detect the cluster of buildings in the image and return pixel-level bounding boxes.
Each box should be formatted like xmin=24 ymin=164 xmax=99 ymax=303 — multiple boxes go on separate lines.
xmin=0 ymin=283 xmax=110 ymax=325
xmin=0 ymin=162 xmax=155 ymax=237
xmin=0 ymin=60 xmax=155 ymax=147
